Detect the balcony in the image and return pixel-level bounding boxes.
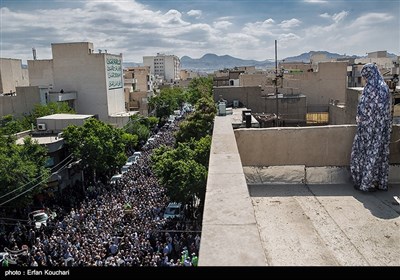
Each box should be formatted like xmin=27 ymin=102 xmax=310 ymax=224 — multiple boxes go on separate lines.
xmin=49 ymin=91 xmax=77 ymax=102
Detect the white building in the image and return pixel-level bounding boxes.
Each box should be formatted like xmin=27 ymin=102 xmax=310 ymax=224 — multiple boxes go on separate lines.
xmin=28 ymin=42 xmax=132 ymax=127
xmin=143 ymin=53 xmax=181 ymax=82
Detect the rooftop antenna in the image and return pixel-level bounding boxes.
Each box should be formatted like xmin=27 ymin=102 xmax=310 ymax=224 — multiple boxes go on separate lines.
xmin=32 ymin=48 xmax=37 ymax=60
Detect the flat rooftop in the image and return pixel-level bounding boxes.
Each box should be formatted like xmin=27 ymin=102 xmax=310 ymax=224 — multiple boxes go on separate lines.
xmin=37 ymin=113 xmax=93 ymax=120
xmin=16 ymin=135 xmax=64 ymax=146
xmin=247 ymin=167 xmax=400 ymax=266
xmin=199 ymin=114 xmax=400 ymax=266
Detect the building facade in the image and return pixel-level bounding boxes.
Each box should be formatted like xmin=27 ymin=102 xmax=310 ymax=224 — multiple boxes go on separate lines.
xmin=143 ymin=53 xmax=181 ymax=82
xmin=123 ymin=66 xmax=155 ymax=116
xmin=0 ymin=58 xmax=29 ymax=94
xmin=28 ymin=42 xmax=130 ymax=127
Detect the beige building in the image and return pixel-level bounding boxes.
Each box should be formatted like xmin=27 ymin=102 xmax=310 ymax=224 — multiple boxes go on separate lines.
xmin=239 ymin=73 xmax=274 ymax=90
xmin=28 ymin=42 xmax=131 ymax=127
xmin=282 ymin=61 xmax=348 ymax=111
xmin=143 ymin=53 xmax=181 ymax=82
xmin=180 ymin=69 xmax=200 ymax=81
xmin=355 ymin=51 xmax=399 ymax=69
xmin=0 ymin=86 xmax=43 ymax=117
xmin=348 ymin=51 xmax=399 ymax=88
xmin=123 ymin=66 xmax=155 ymax=116
xmin=0 ymin=84 xmax=77 ymax=119
xmin=0 ymin=58 xmax=29 ymax=94
xmin=213 ymin=86 xmax=307 ymax=125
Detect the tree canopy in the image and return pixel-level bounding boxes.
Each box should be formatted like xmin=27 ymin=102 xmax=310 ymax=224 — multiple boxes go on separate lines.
xmin=186 ymin=76 xmax=213 ymax=105
xmin=148 ymin=87 xmax=187 ymax=122
xmin=0 ymin=135 xmax=50 ymax=207
xmin=22 ymin=102 xmax=75 ymax=129
xmin=175 ymin=96 xmax=217 ymax=144
xmin=124 ymin=114 xmax=158 ymax=148
xmin=0 ymin=115 xmax=25 ymax=135
xmin=151 ymin=136 xmax=211 ymax=205
xmin=63 ymin=118 xmax=128 ymax=182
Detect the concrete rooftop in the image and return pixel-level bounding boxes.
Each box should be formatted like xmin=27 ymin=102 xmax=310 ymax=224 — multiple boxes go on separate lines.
xmin=249 ymin=180 xmax=400 ymax=266
xmin=199 ymin=111 xmax=400 ymax=266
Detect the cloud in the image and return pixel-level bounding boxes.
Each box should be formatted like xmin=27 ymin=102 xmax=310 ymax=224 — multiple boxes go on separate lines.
xmin=163 ymin=9 xmax=190 ymax=26
xmin=187 ymin=9 xmax=202 ymax=19
xmin=319 ymin=11 xmax=348 ymax=23
xmin=279 ymin=18 xmax=302 ymax=29
xmin=0 ymin=0 xmax=397 ymax=62
xmin=217 ymin=16 xmax=234 ymax=21
xmin=213 ymin=21 xmax=233 ymax=29
xmin=303 ymin=0 xmax=328 ymax=3
xmin=242 ymin=19 xmax=275 ymax=36
xmin=350 ymin=12 xmax=394 ymax=29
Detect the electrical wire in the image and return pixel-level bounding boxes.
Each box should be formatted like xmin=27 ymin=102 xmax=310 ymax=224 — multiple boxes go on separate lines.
xmin=0 ymin=154 xmax=73 ymax=200
xmin=0 ymin=157 xmax=73 ymax=206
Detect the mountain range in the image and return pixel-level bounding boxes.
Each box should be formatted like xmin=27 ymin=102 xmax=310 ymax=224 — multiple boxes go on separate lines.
xmin=123 ymin=51 xmax=397 ymax=72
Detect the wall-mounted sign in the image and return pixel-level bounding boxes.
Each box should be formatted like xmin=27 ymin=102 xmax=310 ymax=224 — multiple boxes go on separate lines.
xmin=106 ymin=56 xmax=122 ymax=90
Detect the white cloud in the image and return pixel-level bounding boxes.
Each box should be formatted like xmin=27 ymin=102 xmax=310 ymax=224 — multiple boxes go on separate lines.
xmin=187 ymin=9 xmax=202 ymax=19
xmin=320 ymin=11 xmax=348 ymax=23
xmin=279 ymin=18 xmax=302 ymax=29
xmin=350 ymin=12 xmax=393 ymax=29
xmin=217 ymin=16 xmax=234 ymax=21
xmin=0 ymin=0 xmax=397 ymax=62
xmin=303 ymin=0 xmax=328 ymax=3
xmin=242 ymin=19 xmax=275 ymax=36
xmin=163 ymin=9 xmax=190 ymax=26
xmin=213 ymin=21 xmax=233 ymax=29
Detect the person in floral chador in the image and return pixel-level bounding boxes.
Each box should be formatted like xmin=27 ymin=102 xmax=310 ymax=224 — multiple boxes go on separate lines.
xmin=351 ymin=63 xmax=392 ymax=192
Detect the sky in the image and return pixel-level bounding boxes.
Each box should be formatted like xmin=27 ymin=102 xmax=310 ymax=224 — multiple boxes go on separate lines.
xmin=0 ymin=0 xmax=399 ymax=63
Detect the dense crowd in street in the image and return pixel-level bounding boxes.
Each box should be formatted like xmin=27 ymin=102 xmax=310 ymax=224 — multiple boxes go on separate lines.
xmin=0 ymin=120 xmax=201 ymax=267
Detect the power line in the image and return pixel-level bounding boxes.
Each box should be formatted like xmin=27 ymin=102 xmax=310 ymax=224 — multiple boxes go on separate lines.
xmin=0 ymin=154 xmax=73 ymax=200
xmin=0 ymin=157 xmax=73 ymax=206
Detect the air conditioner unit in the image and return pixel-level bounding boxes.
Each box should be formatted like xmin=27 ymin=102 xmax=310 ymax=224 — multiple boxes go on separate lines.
xmin=37 ymin=123 xmax=46 ymax=131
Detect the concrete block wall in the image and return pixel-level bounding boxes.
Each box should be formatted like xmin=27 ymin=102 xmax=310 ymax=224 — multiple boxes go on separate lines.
xmin=235 ymin=124 xmax=400 ymax=167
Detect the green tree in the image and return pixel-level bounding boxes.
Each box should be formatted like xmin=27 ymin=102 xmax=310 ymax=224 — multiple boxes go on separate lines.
xmin=124 ymin=114 xmax=159 ymax=147
xmin=0 ymin=115 xmax=24 ymax=135
xmin=0 ymin=135 xmax=50 ymax=207
xmin=151 ymin=136 xmax=211 ymax=207
xmin=22 ymin=102 xmax=75 ymax=129
xmin=187 ymin=77 xmax=213 ymax=105
xmin=175 ymin=96 xmax=217 ymax=143
xmin=148 ymin=88 xmax=187 ymax=122
xmin=63 ymin=118 xmax=126 ymax=183
xmin=122 ymin=132 xmax=138 ymax=154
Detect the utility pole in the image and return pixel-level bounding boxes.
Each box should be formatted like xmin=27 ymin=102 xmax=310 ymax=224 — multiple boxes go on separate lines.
xmin=275 ymin=40 xmax=279 ymax=127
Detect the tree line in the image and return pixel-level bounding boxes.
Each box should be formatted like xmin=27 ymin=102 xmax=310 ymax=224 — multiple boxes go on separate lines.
xmin=0 ymin=77 xmax=216 ymax=210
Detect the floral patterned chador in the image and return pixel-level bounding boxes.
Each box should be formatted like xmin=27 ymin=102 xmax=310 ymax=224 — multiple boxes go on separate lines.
xmin=350 ymin=63 xmax=392 ymax=192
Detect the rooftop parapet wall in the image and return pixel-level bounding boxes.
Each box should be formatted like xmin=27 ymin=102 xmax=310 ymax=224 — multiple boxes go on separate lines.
xmin=234 ymin=125 xmax=400 ymax=167
xmin=199 ymin=116 xmax=267 ymax=266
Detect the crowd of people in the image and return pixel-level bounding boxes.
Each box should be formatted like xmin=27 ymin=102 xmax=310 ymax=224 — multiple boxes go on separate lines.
xmin=1 ymin=120 xmax=201 ymax=267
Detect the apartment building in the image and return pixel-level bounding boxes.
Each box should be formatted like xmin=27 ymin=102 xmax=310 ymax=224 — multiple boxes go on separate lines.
xmin=348 ymin=51 xmax=399 ymax=88
xmin=123 ymin=66 xmax=155 ymax=116
xmin=0 ymin=58 xmax=29 ymax=94
xmin=28 ymin=42 xmax=131 ymax=127
xmin=143 ymin=53 xmax=181 ymax=82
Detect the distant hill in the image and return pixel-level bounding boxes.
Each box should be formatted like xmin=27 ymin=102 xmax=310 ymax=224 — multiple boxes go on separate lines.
xmin=123 ymin=51 xmax=397 ymax=72
xmin=181 ymin=53 xmax=274 ymax=72
xmin=122 ymin=62 xmax=142 ymax=68
xmin=282 ymin=51 xmax=358 ymax=63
